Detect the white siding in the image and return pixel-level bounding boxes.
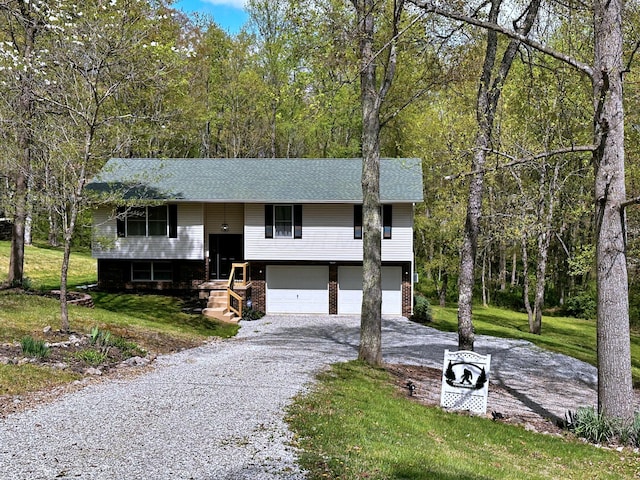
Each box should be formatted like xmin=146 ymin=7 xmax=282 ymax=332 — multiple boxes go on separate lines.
xmin=244 ymin=203 xmax=414 ymax=262
xmin=92 ymin=204 xmax=204 ymax=260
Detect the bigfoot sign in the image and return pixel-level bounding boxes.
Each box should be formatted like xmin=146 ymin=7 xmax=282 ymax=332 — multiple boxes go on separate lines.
xmin=440 ymin=350 xmax=491 ymax=415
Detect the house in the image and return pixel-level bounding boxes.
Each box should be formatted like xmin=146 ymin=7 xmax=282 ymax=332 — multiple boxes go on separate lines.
xmin=88 ymin=158 xmax=424 ymax=319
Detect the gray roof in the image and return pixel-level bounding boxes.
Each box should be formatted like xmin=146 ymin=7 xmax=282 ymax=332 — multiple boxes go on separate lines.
xmin=88 ymin=158 xmax=423 ymax=203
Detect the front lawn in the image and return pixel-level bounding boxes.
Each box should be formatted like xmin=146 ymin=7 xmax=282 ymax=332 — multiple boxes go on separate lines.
xmin=288 ymin=362 xmax=640 ymax=480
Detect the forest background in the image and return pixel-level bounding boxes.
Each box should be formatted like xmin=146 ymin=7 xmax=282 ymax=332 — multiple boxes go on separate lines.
xmin=1 ymin=0 xmax=639 ymax=329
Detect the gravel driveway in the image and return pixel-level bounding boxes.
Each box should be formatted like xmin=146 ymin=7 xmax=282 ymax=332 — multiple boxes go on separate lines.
xmin=0 ymin=315 xmax=604 ymax=479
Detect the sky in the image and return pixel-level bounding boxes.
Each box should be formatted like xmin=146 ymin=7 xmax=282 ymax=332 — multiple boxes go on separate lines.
xmin=174 ymin=0 xmax=249 ymax=34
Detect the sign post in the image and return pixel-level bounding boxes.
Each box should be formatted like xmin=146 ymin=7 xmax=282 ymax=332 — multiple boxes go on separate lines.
xmin=440 ymin=349 xmax=491 ymax=415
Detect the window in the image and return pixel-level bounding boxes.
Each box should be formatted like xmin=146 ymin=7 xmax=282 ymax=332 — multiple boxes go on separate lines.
xmin=354 ymin=205 xmax=362 ymax=239
xmin=383 ymin=204 xmax=392 ymax=239
xmin=117 ymin=205 xmax=178 ymax=238
xmin=353 ymin=204 xmax=392 ymax=239
xmin=265 ymin=204 xmax=302 ymax=238
xmin=132 ymin=261 xmax=172 ymax=281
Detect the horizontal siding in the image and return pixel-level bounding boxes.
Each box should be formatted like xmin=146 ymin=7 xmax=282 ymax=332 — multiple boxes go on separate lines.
xmin=205 ymin=203 xmax=244 ymax=236
xmin=92 ymin=204 xmax=204 ymax=260
xmin=244 ymin=203 xmax=414 ymax=262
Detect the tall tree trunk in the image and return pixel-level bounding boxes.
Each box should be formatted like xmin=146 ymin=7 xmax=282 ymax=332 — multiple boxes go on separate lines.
xmin=457 ymin=0 xmax=541 ymax=350
xmin=521 ymin=232 xmax=533 ymax=324
xmin=353 ymin=0 xmax=403 ymax=366
xmin=439 ymin=270 xmax=448 ymax=307
xmin=357 ymin=0 xmax=382 ymax=366
xmin=593 ymin=0 xmax=633 ymax=422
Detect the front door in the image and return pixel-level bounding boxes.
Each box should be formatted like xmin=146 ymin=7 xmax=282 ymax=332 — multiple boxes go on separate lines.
xmin=209 ymin=234 xmax=243 ymax=279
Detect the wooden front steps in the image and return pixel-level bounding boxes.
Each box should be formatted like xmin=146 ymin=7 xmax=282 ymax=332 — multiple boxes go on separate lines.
xmin=199 ymin=263 xmax=251 ymax=323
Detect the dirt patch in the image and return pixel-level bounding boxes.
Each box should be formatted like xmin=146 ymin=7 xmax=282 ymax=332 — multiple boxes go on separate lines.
xmin=386 ymin=363 xmax=566 ymax=436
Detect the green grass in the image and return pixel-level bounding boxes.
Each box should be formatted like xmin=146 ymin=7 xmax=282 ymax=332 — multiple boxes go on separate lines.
xmin=0 ymin=364 xmax=81 ymax=396
xmin=430 ymin=304 xmax=640 ymax=385
xmin=288 ymin=362 xmax=640 ymax=480
xmin=0 ymin=240 xmax=97 ymax=290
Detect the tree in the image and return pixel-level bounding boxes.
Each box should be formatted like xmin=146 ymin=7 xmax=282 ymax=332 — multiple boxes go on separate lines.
xmin=38 ymin=0 xmax=176 ymax=331
xmin=411 ymin=0 xmax=634 ymax=422
xmin=0 ymin=0 xmax=55 ymax=287
xmin=350 ymin=0 xmax=405 ymax=366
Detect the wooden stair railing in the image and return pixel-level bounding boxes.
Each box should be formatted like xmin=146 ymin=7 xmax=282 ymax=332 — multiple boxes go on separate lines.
xmin=226 ymin=262 xmax=249 ymax=319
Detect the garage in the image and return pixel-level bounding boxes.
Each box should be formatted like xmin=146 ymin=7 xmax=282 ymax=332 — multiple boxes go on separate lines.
xmin=266 ymin=265 xmax=329 ymax=314
xmin=338 ymin=266 xmax=402 ymax=315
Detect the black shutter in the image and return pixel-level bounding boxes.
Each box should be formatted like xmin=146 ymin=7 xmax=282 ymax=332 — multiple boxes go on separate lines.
xmin=383 ymin=204 xmax=392 ymax=239
xmin=168 ymin=204 xmax=178 ymax=238
xmin=354 ymin=205 xmax=362 ymax=239
xmin=116 ymin=207 xmax=126 ymax=237
xmin=265 ymin=204 xmax=273 ymax=238
xmin=294 ymin=205 xmax=302 ymax=238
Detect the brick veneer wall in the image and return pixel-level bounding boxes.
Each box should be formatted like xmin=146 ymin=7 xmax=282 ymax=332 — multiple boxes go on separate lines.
xmin=97 ymin=259 xmax=205 ymax=292
xmin=249 ymin=262 xmax=266 ymax=313
xmin=329 ymin=264 xmax=338 ymax=315
xmin=402 ymin=265 xmax=412 ymax=318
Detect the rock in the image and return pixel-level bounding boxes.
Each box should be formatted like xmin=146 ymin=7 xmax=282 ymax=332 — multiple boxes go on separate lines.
xmin=85 ymin=368 xmax=102 ymax=376
xmin=43 ymin=326 xmax=52 ymax=334
xmin=121 ymin=356 xmax=149 ymax=367
xmin=52 ymin=362 xmax=68 ymax=370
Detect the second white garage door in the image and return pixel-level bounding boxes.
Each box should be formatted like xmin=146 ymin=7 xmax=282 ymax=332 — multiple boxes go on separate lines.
xmin=266 ymin=265 xmax=329 ymax=314
xmin=338 ymin=266 xmax=402 ymax=315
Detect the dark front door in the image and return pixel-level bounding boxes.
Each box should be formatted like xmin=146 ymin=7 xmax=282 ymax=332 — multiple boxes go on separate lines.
xmin=209 ymin=234 xmax=243 ymax=279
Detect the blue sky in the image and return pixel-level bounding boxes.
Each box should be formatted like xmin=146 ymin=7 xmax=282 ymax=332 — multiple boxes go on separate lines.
xmin=174 ymin=0 xmax=249 ymax=34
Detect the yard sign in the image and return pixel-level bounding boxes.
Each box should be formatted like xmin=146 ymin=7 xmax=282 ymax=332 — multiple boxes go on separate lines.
xmin=440 ymin=349 xmax=491 ymax=415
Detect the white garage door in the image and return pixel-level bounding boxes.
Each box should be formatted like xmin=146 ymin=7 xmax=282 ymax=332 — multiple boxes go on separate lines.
xmin=266 ymin=266 xmax=329 ymax=314
xmin=338 ymin=266 xmax=402 ymax=315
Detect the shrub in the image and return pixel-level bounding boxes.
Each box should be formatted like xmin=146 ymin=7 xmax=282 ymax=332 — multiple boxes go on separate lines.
xmin=20 ymin=336 xmax=49 ymax=359
xmin=75 ymin=349 xmax=107 ymax=366
xmin=242 ymin=308 xmax=265 ymax=321
xmin=564 ymin=290 xmax=597 ymax=319
xmin=88 ymin=326 xmax=144 ymax=358
xmin=492 ymin=286 xmax=525 ymax=311
xmin=412 ymin=295 xmax=432 ymax=323
xmin=565 ymin=407 xmax=640 ymax=446
xmin=566 ymin=407 xmax=616 ymax=444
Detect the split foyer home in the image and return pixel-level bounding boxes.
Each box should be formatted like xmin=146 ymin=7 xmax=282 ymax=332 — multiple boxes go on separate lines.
xmin=89 ymin=157 xmax=423 ymax=319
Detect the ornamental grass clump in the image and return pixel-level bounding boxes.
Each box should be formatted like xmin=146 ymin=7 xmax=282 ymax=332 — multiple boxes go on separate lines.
xmin=566 ymin=407 xmax=640 ymax=446
xmin=20 ymin=336 xmax=49 ymax=359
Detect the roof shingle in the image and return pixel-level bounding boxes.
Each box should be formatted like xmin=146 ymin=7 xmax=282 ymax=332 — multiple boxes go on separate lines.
xmin=89 ymin=157 xmax=423 ymax=203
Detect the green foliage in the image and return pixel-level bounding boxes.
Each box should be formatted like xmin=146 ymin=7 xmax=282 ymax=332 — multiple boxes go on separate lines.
xmin=411 ymin=294 xmax=432 ymax=323
xmin=565 ymin=407 xmax=640 ymax=446
xmin=288 ymin=362 xmax=638 ymax=479
xmin=564 ymin=289 xmax=597 ymax=320
xmin=20 ymin=336 xmax=49 ymax=359
xmin=241 ymin=307 xmax=265 ymax=321
xmin=492 ymin=286 xmax=524 ymax=310
xmin=75 ymin=349 xmax=107 ymax=366
xmin=89 ymin=325 xmax=145 ymax=358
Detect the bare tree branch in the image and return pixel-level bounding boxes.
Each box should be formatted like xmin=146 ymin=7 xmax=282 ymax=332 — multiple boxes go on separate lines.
xmin=407 ymin=0 xmax=594 ymax=78
xmin=444 ymin=144 xmax=597 ymax=180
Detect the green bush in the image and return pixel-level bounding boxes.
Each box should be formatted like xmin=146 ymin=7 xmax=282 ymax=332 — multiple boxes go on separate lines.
xmin=88 ymin=326 xmax=144 ymax=358
xmin=75 ymin=349 xmax=107 ymax=366
xmin=492 ymin=286 xmax=524 ymax=310
xmin=20 ymin=336 xmax=49 ymax=359
xmin=412 ymin=295 xmax=432 ymax=323
xmin=566 ymin=407 xmax=640 ymax=446
xmin=242 ymin=308 xmax=265 ymax=321
xmin=564 ymin=290 xmax=597 ymax=319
